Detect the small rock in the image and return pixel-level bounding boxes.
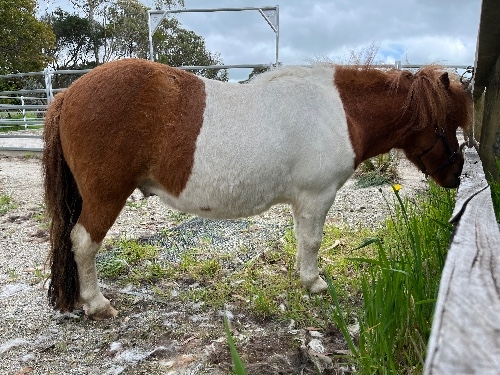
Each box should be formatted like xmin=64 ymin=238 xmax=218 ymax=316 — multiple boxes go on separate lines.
xmin=22 ymin=353 xmax=35 ymax=362
xmin=310 ymin=330 xmax=324 ymax=338
xmin=308 ymin=338 xmax=325 ymax=353
xmin=109 ymin=342 xmax=123 ymax=352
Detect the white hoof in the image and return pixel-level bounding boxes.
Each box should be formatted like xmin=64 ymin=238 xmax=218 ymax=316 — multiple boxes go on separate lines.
xmin=307 ymin=276 xmax=328 ymax=294
xmin=82 ymin=293 xmax=116 ymax=319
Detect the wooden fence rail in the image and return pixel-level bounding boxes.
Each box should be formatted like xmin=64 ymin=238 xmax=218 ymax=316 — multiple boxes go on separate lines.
xmin=424 ymin=147 xmax=500 ymax=374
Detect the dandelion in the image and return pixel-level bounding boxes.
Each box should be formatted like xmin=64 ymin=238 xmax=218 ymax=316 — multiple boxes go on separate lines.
xmin=392 ymin=184 xmax=402 ymax=192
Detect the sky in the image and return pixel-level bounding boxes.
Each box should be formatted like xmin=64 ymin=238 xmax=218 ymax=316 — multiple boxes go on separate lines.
xmin=44 ymin=0 xmax=483 ymax=81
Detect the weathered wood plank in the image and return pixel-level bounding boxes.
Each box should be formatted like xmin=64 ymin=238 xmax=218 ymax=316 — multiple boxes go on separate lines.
xmin=450 ymin=148 xmax=489 ymax=223
xmin=424 ymin=147 xmax=500 ymax=374
xmin=478 ymin=55 xmax=500 ymax=182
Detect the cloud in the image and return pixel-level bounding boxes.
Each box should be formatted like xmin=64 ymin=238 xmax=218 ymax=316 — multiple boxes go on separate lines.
xmin=176 ymin=0 xmax=482 ymax=80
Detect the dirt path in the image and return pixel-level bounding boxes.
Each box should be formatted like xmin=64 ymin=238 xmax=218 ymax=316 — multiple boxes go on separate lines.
xmin=0 ymin=155 xmax=427 ymax=374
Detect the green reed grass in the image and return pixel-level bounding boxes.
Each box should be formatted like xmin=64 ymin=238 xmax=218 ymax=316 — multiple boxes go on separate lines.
xmin=329 ymin=182 xmax=455 ymax=373
xmin=224 ymin=318 xmax=248 ymax=375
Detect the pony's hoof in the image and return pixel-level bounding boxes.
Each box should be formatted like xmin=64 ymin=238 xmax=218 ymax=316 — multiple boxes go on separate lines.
xmin=308 ymin=277 xmax=328 ymax=294
xmin=90 ymin=305 xmax=118 ymax=320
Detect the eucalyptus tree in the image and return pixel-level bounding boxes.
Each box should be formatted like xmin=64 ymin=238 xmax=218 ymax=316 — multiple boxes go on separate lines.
xmin=0 ymin=0 xmax=55 ymax=74
xmin=52 ymin=0 xmax=227 ymax=81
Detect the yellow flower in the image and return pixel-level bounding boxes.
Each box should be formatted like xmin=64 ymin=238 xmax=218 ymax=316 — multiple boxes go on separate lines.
xmin=392 ymin=184 xmax=402 ymax=192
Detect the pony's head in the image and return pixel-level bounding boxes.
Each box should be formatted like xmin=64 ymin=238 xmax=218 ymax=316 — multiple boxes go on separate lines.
xmin=394 ymin=67 xmax=472 ymax=188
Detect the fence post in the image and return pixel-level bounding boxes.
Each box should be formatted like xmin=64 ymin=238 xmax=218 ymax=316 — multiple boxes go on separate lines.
xmin=44 ymin=68 xmax=54 ymax=104
xmin=20 ymin=95 xmax=27 ymax=129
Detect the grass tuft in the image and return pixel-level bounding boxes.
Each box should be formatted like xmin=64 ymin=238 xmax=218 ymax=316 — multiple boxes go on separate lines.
xmin=0 ymin=194 xmax=18 ymax=215
xmin=328 ymin=182 xmax=455 ymax=373
xmin=98 ymin=238 xmax=166 ymax=284
xmin=355 ymin=152 xmax=399 ymax=188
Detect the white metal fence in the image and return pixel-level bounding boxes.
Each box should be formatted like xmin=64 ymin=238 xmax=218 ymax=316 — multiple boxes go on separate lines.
xmin=0 ymin=62 xmax=471 ymax=154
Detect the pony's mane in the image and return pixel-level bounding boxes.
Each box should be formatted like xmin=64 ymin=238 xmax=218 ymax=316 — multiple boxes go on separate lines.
xmin=391 ymin=65 xmax=452 ymax=131
xmin=251 ymin=63 xmax=470 ymax=132
xmin=336 ymin=64 xmax=471 ymax=132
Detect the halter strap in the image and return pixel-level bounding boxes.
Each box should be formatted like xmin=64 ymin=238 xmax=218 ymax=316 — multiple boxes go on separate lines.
xmin=415 ymin=127 xmax=461 ymax=177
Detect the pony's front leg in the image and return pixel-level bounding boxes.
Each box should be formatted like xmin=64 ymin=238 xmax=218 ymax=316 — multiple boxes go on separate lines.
xmin=292 ymin=205 xmax=329 ymax=293
xmin=71 ymin=223 xmax=117 ymax=319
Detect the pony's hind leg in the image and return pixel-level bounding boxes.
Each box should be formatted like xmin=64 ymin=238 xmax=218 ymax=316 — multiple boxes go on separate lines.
xmin=71 ymin=193 xmax=132 ymax=319
xmin=292 ymin=198 xmax=332 ymax=293
xmin=71 ymin=223 xmax=117 ymax=319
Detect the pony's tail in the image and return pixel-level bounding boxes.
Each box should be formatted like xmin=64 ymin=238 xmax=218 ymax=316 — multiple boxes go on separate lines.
xmin=42 ymin=92 xmax=81 ymax=312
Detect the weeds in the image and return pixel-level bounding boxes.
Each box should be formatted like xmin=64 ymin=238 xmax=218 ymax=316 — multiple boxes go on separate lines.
xmin=0 ymin=194 xmax=18 ymax=215
xmin=98 ymin=238 xmax=165 ymax=284
xmin=329 ymin=182 xmax=455 ymax=373
xmin=225 ymin=318 xmax=248 ymax=375
xmin=355 ymin=152 xmax=399 ymax=188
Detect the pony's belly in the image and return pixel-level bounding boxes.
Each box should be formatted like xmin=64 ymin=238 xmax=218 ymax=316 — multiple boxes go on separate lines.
xmin=149 ymin=185 xmax=281 ymax=219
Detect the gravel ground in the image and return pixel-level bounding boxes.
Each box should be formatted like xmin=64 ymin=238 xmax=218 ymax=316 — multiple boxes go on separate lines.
xmin=0 ymin=154 xmax=428 ymax=374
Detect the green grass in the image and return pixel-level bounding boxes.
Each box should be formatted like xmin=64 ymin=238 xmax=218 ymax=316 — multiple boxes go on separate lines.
xmin=98 ymin=238 xmax=169 ymax=284
xmin=355 ymin=152 xmax=399 ymax=188
xmin=0 ymin=194 xmax=18 ymax=215
xmin=329 ymin=182 xmax=455 ymax=373
xmin=97 ymin=180 xmax=477 ymax=373
xmin=0 ymin=121 xmax=43 ymax=132
xmin=225 ymin=318 xmax=248 ymax=375
xmin=98 ymin=222 xmax=373 ymax=326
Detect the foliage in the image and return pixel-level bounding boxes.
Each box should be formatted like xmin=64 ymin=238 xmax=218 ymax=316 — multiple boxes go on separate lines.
xmin=224 ymin=318 xmax=248 ymax=375
xmin=106 ymin=0 xmax=150 ymax=60
xmin=155 ymin=22 xmax=228 ymax=81
xmin=0 ymin=194 xmax=18 ymax=215
xmin=329 ymin=182 xmax=455 ymax=373
xmin=42 ymin=0 xmax=227 ymax=80
xmin=98 ymin=238 xmax=167 ymax=284
xmin=98 ymin=221 xmax=372 ymax=326
xmin=355 ymin=151 xmax=399 ymax=188
xmin=239 ymin=66 xmax=271 ymax=84
xmin=0 ymin=0 xmax=55 ymax=74
xmin=42 ymin=8 xmax=100 ymax=70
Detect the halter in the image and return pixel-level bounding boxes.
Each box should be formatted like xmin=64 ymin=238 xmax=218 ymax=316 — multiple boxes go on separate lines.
xmin=414 ymin=127 xmax=461 ymax=177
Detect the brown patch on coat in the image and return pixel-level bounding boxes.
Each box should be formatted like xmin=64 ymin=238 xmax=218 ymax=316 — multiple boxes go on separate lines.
xmin=334 ymin=66 xmax=471 ymax=173
xmin=58 ymin=58 xmax=206 ymax=242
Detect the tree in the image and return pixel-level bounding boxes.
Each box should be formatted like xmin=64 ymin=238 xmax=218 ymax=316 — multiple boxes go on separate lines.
xmin=43 ymin=8 xmax=98 ymax=70
xmin=49 ymin=0 xmax=227 ymax=81
xmin=106 ymin=0 xmax=227 ymax=80
xmin=0 ymin=0 xmax=55 ymax=74
xmin=67 ymin=0 xmax=183 ymax=64
xmin=105 ymin=0 xmax=150 ymax=60
xmin=155 ymin=23 xmax=228 ymax=81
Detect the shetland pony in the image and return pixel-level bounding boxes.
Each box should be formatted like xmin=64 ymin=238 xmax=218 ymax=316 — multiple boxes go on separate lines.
xmin=43 ymin=59 xmax=471 ymax=319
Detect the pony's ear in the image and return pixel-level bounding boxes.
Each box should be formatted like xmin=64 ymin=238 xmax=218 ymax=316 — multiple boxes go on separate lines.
xmin=439 ymin=72 xmax=450 ymax=89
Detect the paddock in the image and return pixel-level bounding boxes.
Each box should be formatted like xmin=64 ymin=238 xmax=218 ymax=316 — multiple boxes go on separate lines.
xmin=0 ymin=154 xmax=428 ymax=373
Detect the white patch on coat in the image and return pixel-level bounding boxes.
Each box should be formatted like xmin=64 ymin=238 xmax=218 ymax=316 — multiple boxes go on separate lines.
xmin=150 ymin=65 xmax=356 ymax=219
xmin=71 ymin=223 xmax=111 ymax=315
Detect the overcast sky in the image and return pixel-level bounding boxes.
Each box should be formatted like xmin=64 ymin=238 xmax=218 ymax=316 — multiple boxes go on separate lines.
xmin=46 ymin=0 xmax=483 ymax=81
xmin=168 ymin=0 xmax=482 ymax=80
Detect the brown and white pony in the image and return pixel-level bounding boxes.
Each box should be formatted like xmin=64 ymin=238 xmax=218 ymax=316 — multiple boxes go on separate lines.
xmin=42 ymin=58 xmax=471 ymax=319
